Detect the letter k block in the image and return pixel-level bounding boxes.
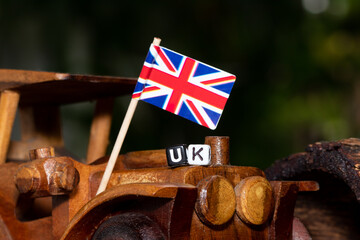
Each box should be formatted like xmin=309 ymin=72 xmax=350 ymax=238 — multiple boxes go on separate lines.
xmin=187 ymin=144 xmax=211 ymax=166
xmin=166 ymin=144 xmax=189 ymax=167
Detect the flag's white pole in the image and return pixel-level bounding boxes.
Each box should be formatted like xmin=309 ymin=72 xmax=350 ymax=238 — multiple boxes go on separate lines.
xmin=96 ymin=37 xmax=161 ymax=195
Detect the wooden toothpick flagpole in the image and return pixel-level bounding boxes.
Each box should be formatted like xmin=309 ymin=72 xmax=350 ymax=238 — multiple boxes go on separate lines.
xmin=96 ymin=37 xmax=161 ymax=195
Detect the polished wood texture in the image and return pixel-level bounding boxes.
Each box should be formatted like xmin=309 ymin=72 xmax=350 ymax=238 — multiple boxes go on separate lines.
xmin=235 ymin=176 xmax=273 ymax=226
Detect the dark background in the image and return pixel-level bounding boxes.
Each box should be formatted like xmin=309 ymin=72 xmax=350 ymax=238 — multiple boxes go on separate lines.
xmin=2 ymin=0 xmax=359 ymax=169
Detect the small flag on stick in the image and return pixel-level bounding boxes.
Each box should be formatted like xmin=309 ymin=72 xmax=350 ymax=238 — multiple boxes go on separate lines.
xmin=96 ymin=38 xmax=236 ymax=195
xmin=133 ymin=44 xmax=236 ymax=130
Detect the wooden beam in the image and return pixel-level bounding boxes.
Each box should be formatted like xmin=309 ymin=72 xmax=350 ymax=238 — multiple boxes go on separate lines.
xmin=0 ymin=90 xmax=20 ymax=164
xmin=86 ymin=98 xmax=114 ymax=164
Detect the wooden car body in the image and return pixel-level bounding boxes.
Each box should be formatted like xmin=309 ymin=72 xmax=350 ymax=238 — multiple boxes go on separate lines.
xmin=0 ymin=70 xmax=317 ymax=239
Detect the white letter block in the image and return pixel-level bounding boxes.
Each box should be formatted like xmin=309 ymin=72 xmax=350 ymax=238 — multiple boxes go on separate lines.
xmin=187 ymin=144 xmax=211 ymax=166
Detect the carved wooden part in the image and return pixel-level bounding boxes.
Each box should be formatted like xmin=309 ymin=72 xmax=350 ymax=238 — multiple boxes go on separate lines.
xmin=29 ymin=147 xmax=55 ymax=160
xmin=0 ymin=90 xmax=20 ymax=164
xmin=235 ymin=176 xmax=273 ymax=225
xmin=15 ymin=156 xmax=79 ymax=197
xmin=86 ymin=97 xmax=114 ymax=164
xmin=195 ymin=175 xmax=236 ymax=226
xmin=205 ymin=136 xmax=229 ymax=165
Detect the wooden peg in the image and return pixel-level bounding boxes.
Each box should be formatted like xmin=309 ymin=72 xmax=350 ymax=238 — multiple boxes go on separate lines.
xmin=235 ymin=176 xmax=274 ymax=225
xmin=204 ymin=136 xmax=229 ymax=166
xmin=195 ymin=175 xmax=236 ymax=226
xmin=29 ymin=147 xmax=55 ymax=160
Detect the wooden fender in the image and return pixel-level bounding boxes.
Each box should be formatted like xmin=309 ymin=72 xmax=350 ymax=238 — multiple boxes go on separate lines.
xmin=61 ymin=183 xmax=197 ymax=240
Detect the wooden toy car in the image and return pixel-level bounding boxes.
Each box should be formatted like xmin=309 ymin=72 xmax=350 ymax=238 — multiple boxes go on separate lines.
xmin=0 ymin=69 xmax=319 ymax=240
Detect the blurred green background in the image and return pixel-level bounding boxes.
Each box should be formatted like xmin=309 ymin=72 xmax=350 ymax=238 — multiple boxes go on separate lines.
xmin=1 ymin=0 xmax=359 ymax=169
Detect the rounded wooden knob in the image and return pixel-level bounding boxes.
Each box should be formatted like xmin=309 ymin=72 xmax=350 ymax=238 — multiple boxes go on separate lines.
xmin=235 ymin=176 xmax=274 ymax=225
xmin=195 ymin=175 xmax=236 ymax=226
xmin=15 ymin=165 xmax=41 ymax=194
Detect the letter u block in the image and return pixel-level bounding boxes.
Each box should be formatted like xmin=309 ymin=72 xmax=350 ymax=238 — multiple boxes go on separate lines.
xmin=166 ymin=144 xmax=188 ymax=167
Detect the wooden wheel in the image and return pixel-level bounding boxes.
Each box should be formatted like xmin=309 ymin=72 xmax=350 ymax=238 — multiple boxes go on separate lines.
xmin=92 ymin=212 xmax=165 ymax=240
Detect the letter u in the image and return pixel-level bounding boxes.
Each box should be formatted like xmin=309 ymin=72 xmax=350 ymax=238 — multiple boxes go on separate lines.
xmin=169 ymin=148 xmax=182 ymax=163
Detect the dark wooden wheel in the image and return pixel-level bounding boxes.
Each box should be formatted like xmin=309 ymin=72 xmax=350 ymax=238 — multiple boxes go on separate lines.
xmin=92 ymin=212 xmax=165 ymax=240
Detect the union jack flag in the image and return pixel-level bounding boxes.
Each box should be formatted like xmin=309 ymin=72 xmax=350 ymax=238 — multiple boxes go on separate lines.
xmin=132 ymin=44 xmax=236 ymax=130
